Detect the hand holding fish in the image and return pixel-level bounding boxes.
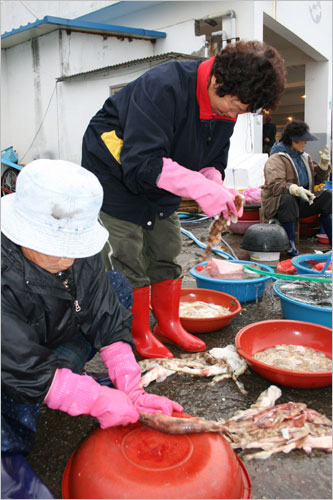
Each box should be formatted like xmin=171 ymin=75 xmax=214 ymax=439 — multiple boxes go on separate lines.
xmin=100 ymin=341 xmax=183 ymax=416
xmin=157 ymin=158 xmax=243 ymax=219
xmin=180 ymin=194 xmax=244 ymax=277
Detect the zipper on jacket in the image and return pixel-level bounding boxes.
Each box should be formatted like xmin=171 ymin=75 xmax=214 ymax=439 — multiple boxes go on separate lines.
xmin=74 ymin=300 xmax=81 ymax=312
xmin=58 ymin=272 xmax=81 ymax=313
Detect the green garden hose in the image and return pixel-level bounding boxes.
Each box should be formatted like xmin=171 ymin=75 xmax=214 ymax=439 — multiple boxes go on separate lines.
xmin=243 ymin=264 xmax=332 ymax=283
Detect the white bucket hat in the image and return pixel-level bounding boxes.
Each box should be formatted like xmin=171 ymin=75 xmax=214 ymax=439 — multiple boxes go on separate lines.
xmin=1 ymin=159 xmax=109 ymax=258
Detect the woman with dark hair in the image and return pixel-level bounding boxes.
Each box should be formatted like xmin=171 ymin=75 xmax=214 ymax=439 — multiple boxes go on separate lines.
xmin=261 ymin=121 xmax=331 ymax=256
xmin=82 ymin=40 xmax=286 ymax=359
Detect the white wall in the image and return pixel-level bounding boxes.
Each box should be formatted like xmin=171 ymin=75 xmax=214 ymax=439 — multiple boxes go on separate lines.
xmin=58 ymin=61 xmax=158 ymax=163
xmin=1 ymin=1 xmax=332 ymax=174
xmin=1 ymin=49 xmax=9 ymax=148
xmin=1 ymin=30 xmax=156 ymax=162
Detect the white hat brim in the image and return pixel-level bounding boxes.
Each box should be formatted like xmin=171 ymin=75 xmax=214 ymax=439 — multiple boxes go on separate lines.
xmin=1 ymin=193 xmax=109 ymax=258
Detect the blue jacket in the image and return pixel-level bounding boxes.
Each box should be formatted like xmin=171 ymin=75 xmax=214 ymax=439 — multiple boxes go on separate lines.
xmin=82 ymin=58 xmax=236 ymax=229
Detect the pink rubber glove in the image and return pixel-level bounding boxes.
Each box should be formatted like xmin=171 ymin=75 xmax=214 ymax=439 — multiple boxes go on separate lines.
xmin=200 ymin=167 xmax=244 ymax=219
xmin=157 ymin=158 xmax=238 ymax=219
xmin=44 ymin=368 xmax=139 ymax=429
xmin=199 ymin=167 xmax=223 ymax=185
xmin=100 ymin=342 xmax=184 ymax=415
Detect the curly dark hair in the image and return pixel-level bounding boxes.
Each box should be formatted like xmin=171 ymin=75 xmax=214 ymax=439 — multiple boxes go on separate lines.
xmin=280 ymin=121 xmax=309 ymax=146
xmin=210 ymin=41 xmax=286 ymax=113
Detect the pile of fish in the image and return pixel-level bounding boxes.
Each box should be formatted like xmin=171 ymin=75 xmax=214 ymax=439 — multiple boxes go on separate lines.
xmin=139 ymin=385 xmax=332 ymax=460
xmin=139 ymin=345 xmax=248 ymax=394
xmin=275 ymin=280 xmax=332 ymax=308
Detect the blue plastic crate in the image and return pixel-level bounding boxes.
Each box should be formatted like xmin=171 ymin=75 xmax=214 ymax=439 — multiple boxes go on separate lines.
xmin=1 ymin=146 xmax=18 ymax=163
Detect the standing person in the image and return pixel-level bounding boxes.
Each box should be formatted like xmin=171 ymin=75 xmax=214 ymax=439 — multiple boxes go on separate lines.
xmin=82 ymin=40 xmax=286 ymax=359
xmin=261 ymin=121 xmax=332 ymax=256
xmin=1 ymin=160 xmax=182 ymax=499
xmin=263 ymin=114 xmax=277 ymax=154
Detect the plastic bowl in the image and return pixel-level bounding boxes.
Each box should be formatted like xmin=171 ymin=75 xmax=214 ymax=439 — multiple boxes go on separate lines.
xmin=229 ymin=219 xmax=260 ymax=235
xmin=190 ymin=260 xmax=273 ymax=303
xmin=235 ymin=320 xmax=332 ymax=388
xmin=316 ymin=233 xmax=330 ymax=245
xmin=62 ymin=412 xmax=252 ymax=499
xmin=240 ymin=223 xmax=289 ymax=252
xmin=292 ymin=253 xmax=332 ymax=275
xmin=179 ymin=288 xmax=241 ymax=333
xmin=273 ymin=278 xmax=332 ymax=328
xmin=238 ymin=207 xmax=260 ymax=221
xmin=276 ymin=259 xmax=297 ymax=275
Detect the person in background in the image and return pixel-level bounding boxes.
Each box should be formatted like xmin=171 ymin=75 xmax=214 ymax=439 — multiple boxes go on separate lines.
xmin=261 ymin=121 xmax=332 ymax=256
xmin=262 ymin=114 xmax=277 ymax=154
xmin=1 ymin=160 xmax=182 ymax=499
xmin=82 ymin=40 xmax=286 ymax=359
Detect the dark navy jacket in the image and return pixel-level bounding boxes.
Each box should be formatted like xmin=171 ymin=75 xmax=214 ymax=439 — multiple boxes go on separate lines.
xmin=1 ymin=234 xmax=134 ymax=403
xmin=82 ymin=58 xmax=236 ymax=229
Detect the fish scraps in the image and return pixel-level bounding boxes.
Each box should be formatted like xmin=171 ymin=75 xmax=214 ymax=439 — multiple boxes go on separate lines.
xmin=139 ymin=385 xmax=332 ymax=460
xmin=139 ymin=345 xmax=248 ymax=394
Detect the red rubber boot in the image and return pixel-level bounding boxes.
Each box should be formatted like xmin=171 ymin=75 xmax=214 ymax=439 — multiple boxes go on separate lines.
xmin=151 ymin=279 xmax=206 ymax=352
xmin=131 ymin=286 xmax=173 ymax=359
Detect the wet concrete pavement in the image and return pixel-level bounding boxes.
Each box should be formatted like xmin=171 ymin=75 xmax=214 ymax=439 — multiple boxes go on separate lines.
xmin=27 ymin=219 xmax=332 ymax=499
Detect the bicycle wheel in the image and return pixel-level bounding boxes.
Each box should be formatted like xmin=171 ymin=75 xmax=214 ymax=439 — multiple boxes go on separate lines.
xmin=1 ymin=167 xmax=18 ymax=196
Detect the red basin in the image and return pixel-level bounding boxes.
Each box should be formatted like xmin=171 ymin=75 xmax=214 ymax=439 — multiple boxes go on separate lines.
xmin=62 ymin=412 xmax=252 ymax=499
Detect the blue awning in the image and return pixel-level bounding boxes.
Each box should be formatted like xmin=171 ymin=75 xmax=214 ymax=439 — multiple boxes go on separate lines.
xmin=1 ymin=15 xmax=166 ymax=49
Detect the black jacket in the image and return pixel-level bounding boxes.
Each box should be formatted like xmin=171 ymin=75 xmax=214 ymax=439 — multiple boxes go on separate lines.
xmin=1 ymin=234 xmax=134 ymax=404
xmin=82 ymin=59 xmax=236 ymax=229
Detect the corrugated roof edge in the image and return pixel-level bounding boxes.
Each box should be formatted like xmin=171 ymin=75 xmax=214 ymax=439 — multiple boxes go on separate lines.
xmin=57 ymin=52 xmax=204 ymax=82
xmin=1 ymin=15 xmax=166 ymax=40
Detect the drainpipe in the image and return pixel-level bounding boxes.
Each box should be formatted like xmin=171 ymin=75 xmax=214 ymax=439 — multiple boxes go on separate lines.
xmin=211 ymin=10 xmax=238 ymax=49
xmin=211 ymin=29 xmax=228 ymax=49
xmin=225 ymin=10 xmax=237 ymax=43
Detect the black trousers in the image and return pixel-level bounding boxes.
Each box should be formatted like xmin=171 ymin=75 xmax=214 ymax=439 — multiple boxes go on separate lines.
xmin=277 ymin=191 xmax=332 ymax=224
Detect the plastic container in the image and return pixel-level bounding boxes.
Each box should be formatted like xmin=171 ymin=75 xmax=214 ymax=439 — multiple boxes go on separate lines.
xmin=240 ymin=223 xmax=289 ymax=252
xmin=292 ymin=253 xmax=332 ymax=275
xmin=179 ymin=288 xmax=241 ymax=333
xmin=238 ymin=205 xmax=260 ymax=221
xmin=62 ymin=412 xmax=252 ymax=499
xmin=273 ymin=279 xmax=332 ymax=328
xmin=190 ymin=260 xmax=273 ymax=303
xmin=229 ymin=219 xmax=260 ymax=235
xmin=235 ymin=319 xmax=332 ymax=388
xmin=316 ymin=233 xmax=330 ymax=245
xmin=276 ymin=259 xmax=297 ymax=275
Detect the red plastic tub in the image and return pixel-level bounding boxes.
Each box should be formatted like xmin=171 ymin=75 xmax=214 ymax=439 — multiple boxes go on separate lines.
xmin=235 ymin=320 xmax=332 ymax=389
xmin=62 ymin=412 xmax=252 ymax=499
xmin=179 ymin=288 xmax=241 ymax=333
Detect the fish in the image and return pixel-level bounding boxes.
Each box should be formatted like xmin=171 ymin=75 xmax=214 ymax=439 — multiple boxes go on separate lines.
xmin=140 ymin=364 xmax=175 ymax=388
xmin=138 ymin=385 xmax=332 ymax=460
xmin=179 ymin=300 xmax=230 ymax=318
xmin=139 ymin=346 xmax=248 ymax=393
xmin=180 ymin=194 xmax=244 ymax=278
xmin=276 ymin=280 xmax=332 ymax=307
xmin=139 ymin=412 xmax=229 ymax=435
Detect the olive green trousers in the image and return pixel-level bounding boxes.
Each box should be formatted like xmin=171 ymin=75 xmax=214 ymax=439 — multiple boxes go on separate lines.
xmin=99 ymin=211 xmax=182 ymax=288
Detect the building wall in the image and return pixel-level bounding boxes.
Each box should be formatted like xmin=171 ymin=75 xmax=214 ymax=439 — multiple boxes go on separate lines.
xmin=1 ymin=1 xmax=332 ymax=176
xmin=1 ymin=30 xmax=156 ymax=162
